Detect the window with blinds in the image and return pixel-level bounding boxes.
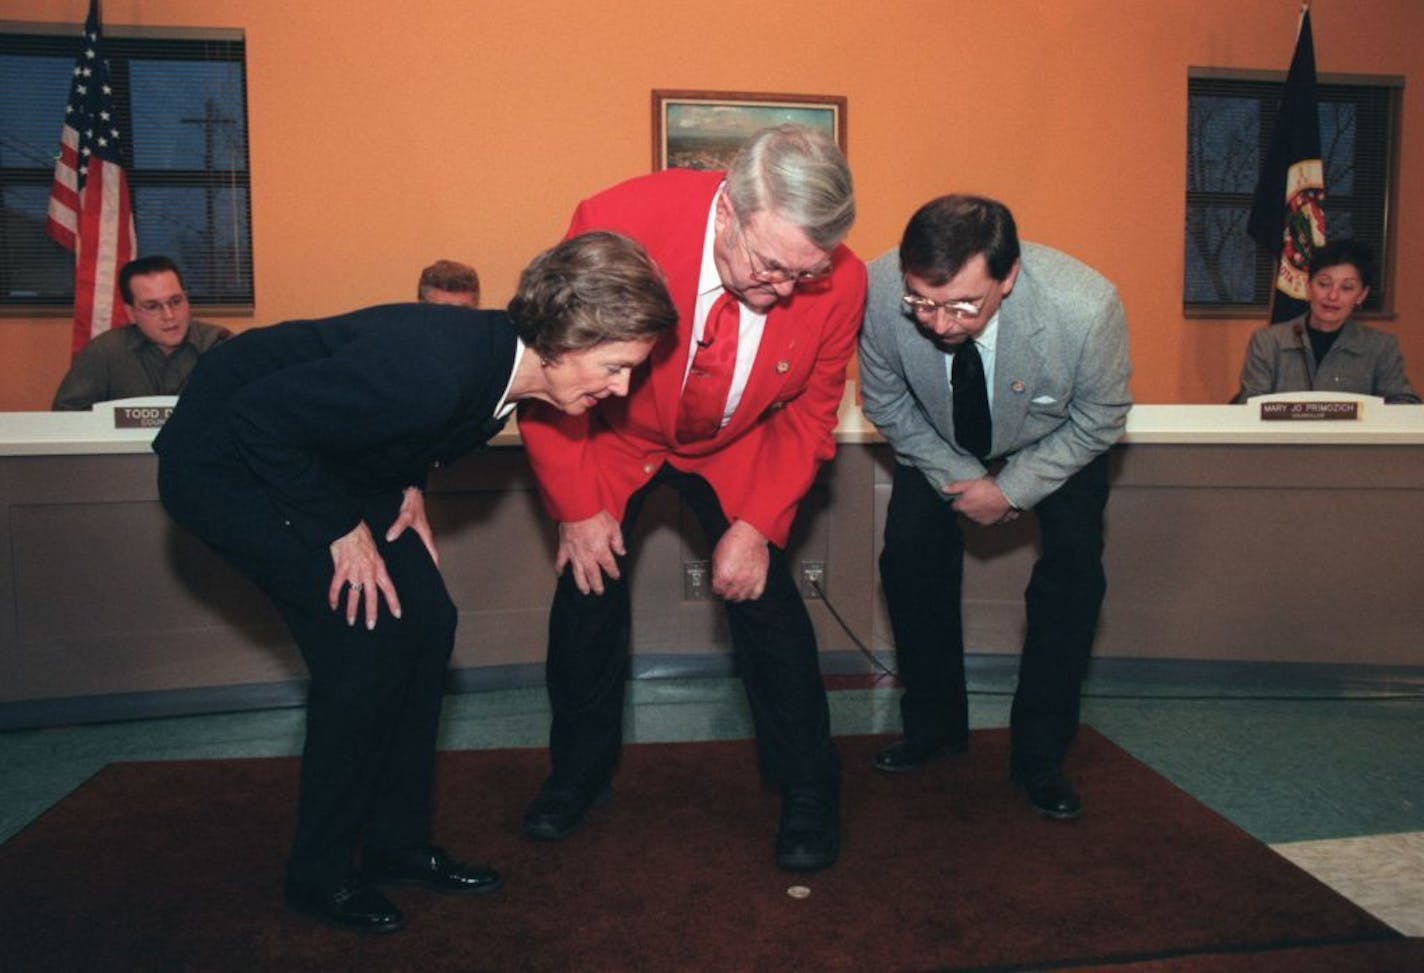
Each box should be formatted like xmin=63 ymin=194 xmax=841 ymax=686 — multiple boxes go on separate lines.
xmin=1185 ymin=70 xmax=1401 ymax=316
xmin=0 ymin=25 xmax=251 ymax=311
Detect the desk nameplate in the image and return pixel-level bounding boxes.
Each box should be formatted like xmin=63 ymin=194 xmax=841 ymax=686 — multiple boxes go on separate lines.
xmin=1259 ymin=400 xmax=1360 ymax=421
xmin=113 ymin=405 xmax=173 ymax=429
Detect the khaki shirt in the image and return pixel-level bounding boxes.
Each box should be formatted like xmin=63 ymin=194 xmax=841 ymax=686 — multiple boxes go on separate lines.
xmin=52 ymin=320 xmax=231 ymax=411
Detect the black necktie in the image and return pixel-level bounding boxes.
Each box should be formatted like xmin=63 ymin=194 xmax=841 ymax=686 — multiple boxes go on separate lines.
xmin=952 ymin=340 xmax=991 ymax=459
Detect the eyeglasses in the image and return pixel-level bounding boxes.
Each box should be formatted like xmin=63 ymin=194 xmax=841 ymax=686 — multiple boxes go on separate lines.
xmin=901 ymin=290 xmax=986 ymax=323
xmin=734 ymin=220 xmax=831 ymax=285
xmin=133 ymin=294 xmax=188 ymax=315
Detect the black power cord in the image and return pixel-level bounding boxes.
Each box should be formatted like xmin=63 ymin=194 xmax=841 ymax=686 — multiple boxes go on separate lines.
xmin=810 ymin=577 xmax=897 ymax=679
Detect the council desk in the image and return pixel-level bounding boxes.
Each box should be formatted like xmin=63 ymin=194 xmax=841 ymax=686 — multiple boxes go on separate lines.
xmin=2 ymin=390 xmax=1421 ymax=728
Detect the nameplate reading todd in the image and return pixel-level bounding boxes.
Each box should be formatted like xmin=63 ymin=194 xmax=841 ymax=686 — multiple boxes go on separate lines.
xmin=1259 ymin=401 xmax=1360 ymax=421
xmin=114 ymin=405 xmax=174 ymax=429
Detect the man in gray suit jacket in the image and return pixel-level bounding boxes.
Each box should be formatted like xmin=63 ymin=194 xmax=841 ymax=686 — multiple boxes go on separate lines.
xmin=858 ymin=195 xmax=1131 ymax=819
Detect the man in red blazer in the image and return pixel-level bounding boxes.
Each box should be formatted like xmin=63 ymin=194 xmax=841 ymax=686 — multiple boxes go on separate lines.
xmin=518 ymin=125 xmax=866 ymax=871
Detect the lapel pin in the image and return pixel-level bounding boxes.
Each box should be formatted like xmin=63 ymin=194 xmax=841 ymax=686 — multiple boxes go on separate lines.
xmin=776 ymin=360 xmax=790 ymax=374
xmin=1011 ymin=380 xmax=1026 ymax=394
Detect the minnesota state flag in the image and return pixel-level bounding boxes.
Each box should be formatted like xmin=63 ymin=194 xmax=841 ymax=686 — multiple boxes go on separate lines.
xmin=1247 ymin=6 xmax=1325 ymax=323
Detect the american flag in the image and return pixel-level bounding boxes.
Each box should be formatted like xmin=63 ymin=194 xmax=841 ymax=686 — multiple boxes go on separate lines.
xmin=46 ymin=0 xmax=138 ymax=355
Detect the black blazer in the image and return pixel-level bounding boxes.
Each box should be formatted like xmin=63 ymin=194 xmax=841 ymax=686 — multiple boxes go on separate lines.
xmin=154 ymin=303 xmax=518 ymax=548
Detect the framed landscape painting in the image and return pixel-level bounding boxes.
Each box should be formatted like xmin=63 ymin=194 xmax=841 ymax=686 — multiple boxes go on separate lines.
xmin=652 ymin=90 xmax=847 ymax=171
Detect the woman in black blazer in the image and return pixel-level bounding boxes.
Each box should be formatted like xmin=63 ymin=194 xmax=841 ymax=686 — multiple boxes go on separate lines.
xmin=154 ymin=232 xmax=675 ymax=934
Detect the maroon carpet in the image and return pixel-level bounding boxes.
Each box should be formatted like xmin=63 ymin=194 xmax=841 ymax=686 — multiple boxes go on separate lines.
xmin=0 ymin=728 xmax=1409 ymax=971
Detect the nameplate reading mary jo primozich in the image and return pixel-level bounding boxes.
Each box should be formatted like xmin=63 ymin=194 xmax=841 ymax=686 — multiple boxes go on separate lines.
xmin=114 ymin=405 xmax=174 ymax=428
xmin=1259 ymin=401 xmax=1360 ymax=421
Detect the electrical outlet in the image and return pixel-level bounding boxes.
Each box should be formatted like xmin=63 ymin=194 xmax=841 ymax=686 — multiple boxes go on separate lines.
xmin=799 ymin=560 xmax=825 ymax=599
xmin=683 ymin=560 xmax=711 ymax=600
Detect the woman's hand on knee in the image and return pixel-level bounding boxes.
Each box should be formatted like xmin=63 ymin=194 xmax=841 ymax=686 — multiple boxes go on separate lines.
xmin=329 ymin=521 xmax=402 ymax=629
xmin=385 ymin=486 xmax=439 ymax=566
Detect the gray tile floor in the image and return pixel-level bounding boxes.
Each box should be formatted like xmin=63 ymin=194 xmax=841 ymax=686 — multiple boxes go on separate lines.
xmin=4 ymin=673 xmax=1422 ymax=932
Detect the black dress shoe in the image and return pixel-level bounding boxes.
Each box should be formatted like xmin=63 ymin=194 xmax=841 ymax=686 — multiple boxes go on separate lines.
xmin=363 ymin=845 xmax=503 ymax=896
xmin=284 ymin=879 xmax=405 ymax=934
xmin=775 ymin=785 xmax=840 ymax=873
xmin=873 ymin=737 xmax=967 ymax=774
xmin=521 ymin=779 xmax=611 ymax=841
xmin=1010 ymin=760 xmax=1082 ymax=821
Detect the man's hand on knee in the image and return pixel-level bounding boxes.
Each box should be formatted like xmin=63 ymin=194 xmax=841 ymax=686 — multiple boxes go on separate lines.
xmin=712 ymin=520 xmax=770 ymax=602
xmin=555 ymin=511 xmax=625 ymax=596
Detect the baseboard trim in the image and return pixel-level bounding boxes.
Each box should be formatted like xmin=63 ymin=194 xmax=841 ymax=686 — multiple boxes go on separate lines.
xmin=2 ymin=653 xmax=1420 ymax=730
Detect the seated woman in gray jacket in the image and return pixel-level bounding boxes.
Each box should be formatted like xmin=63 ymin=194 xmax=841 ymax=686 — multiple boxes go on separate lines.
xmin=1235 ymin=239 xmax=1420 ymax=404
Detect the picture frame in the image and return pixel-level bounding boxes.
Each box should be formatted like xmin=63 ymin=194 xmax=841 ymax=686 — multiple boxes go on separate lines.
xmin=652 ymin=89 xmax=847 ymax=171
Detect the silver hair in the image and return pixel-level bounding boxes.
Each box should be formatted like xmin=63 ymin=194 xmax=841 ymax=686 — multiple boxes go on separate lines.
xmin=724 ymin=124 xmax=855 ymax=250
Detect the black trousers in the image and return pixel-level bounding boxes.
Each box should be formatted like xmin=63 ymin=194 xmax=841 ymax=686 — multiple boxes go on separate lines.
xmin=158 ymin=458 xmax=457 ymax=890
xmin=544 ymin=464 xmax=838 ymax=793
xmin=878 ymin=455 xmax=1109 ymax=763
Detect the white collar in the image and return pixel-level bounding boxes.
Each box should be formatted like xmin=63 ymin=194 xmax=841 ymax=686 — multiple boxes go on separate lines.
xmin=491 ymin=336 xmax=526 ymax=419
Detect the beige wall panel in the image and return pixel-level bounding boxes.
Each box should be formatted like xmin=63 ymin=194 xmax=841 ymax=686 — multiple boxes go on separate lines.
xmin=867 ymin=444 xmax=1424 ymax=667
xmin=2 ymin=440 xmax=1420 ymax=720
xmin=9 ymin=503 xmax=294 ymax=699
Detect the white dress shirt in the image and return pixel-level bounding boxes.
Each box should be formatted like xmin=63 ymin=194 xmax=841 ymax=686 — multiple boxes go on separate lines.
xmin=683 ymin=185 xmax=767 ymax=429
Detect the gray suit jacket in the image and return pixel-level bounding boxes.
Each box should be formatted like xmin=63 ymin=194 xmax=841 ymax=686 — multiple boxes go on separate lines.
xmin=1234 ymin=313 xmax=1420 ymax=404
xmin=859 ymin=242 xmax=1132 ymax=510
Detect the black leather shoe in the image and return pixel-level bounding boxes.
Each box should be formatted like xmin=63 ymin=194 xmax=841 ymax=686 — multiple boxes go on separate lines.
xmin=364 ymin=845 xmax=503 ymax=896
xmin=775 ymin=785 xmax=840 ymax=873
xmin=284 ymin=879 xmax=405 ymax=934
xmin=1010 ymin=760 xmax=1082 ymax=821
xmin=873 ymin=737 xmax=967 ymax=774
xmin=521 ymin=779 xmax=611 ymax=841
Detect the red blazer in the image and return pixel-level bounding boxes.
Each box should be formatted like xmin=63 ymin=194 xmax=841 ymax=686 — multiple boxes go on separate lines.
xmin=519 ymin=169 xmax=866 ymax=547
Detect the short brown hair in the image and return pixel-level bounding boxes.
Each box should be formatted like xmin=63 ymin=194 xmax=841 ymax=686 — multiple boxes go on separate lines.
xmin=1309 ymin=239 xmax=1375 ymax=288
xmin=508 ymin=232 xmax=677 ymax=359
xmin=120 ymin=255 xmax=185 ymax=304
xmin=900 ymin=195 xmax=1020 ymax=284
xmin=417 ymin=259 xmax=481 ymax=303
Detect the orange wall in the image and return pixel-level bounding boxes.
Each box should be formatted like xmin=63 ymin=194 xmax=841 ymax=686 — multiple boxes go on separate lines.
xmin=4 ymin=0 xmax=1421 ymax=409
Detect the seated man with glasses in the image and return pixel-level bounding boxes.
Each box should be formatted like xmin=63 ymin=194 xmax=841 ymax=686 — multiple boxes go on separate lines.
xmin=53 ymin=254 xmax=231 ymax=410
xmin=517 ymin=124 xmax=866 ymax=873
xmin=858 ymin=194 xmax=1131 ymax=821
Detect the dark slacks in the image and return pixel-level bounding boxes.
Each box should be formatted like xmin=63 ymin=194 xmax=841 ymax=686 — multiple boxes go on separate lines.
xmin=158 ymin=458 xmax=457 ymax=890
xmin=544 ymin=464 xmax=838 ymax=793
xmin=878 ymin=455 xmax=1109 ymax=763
